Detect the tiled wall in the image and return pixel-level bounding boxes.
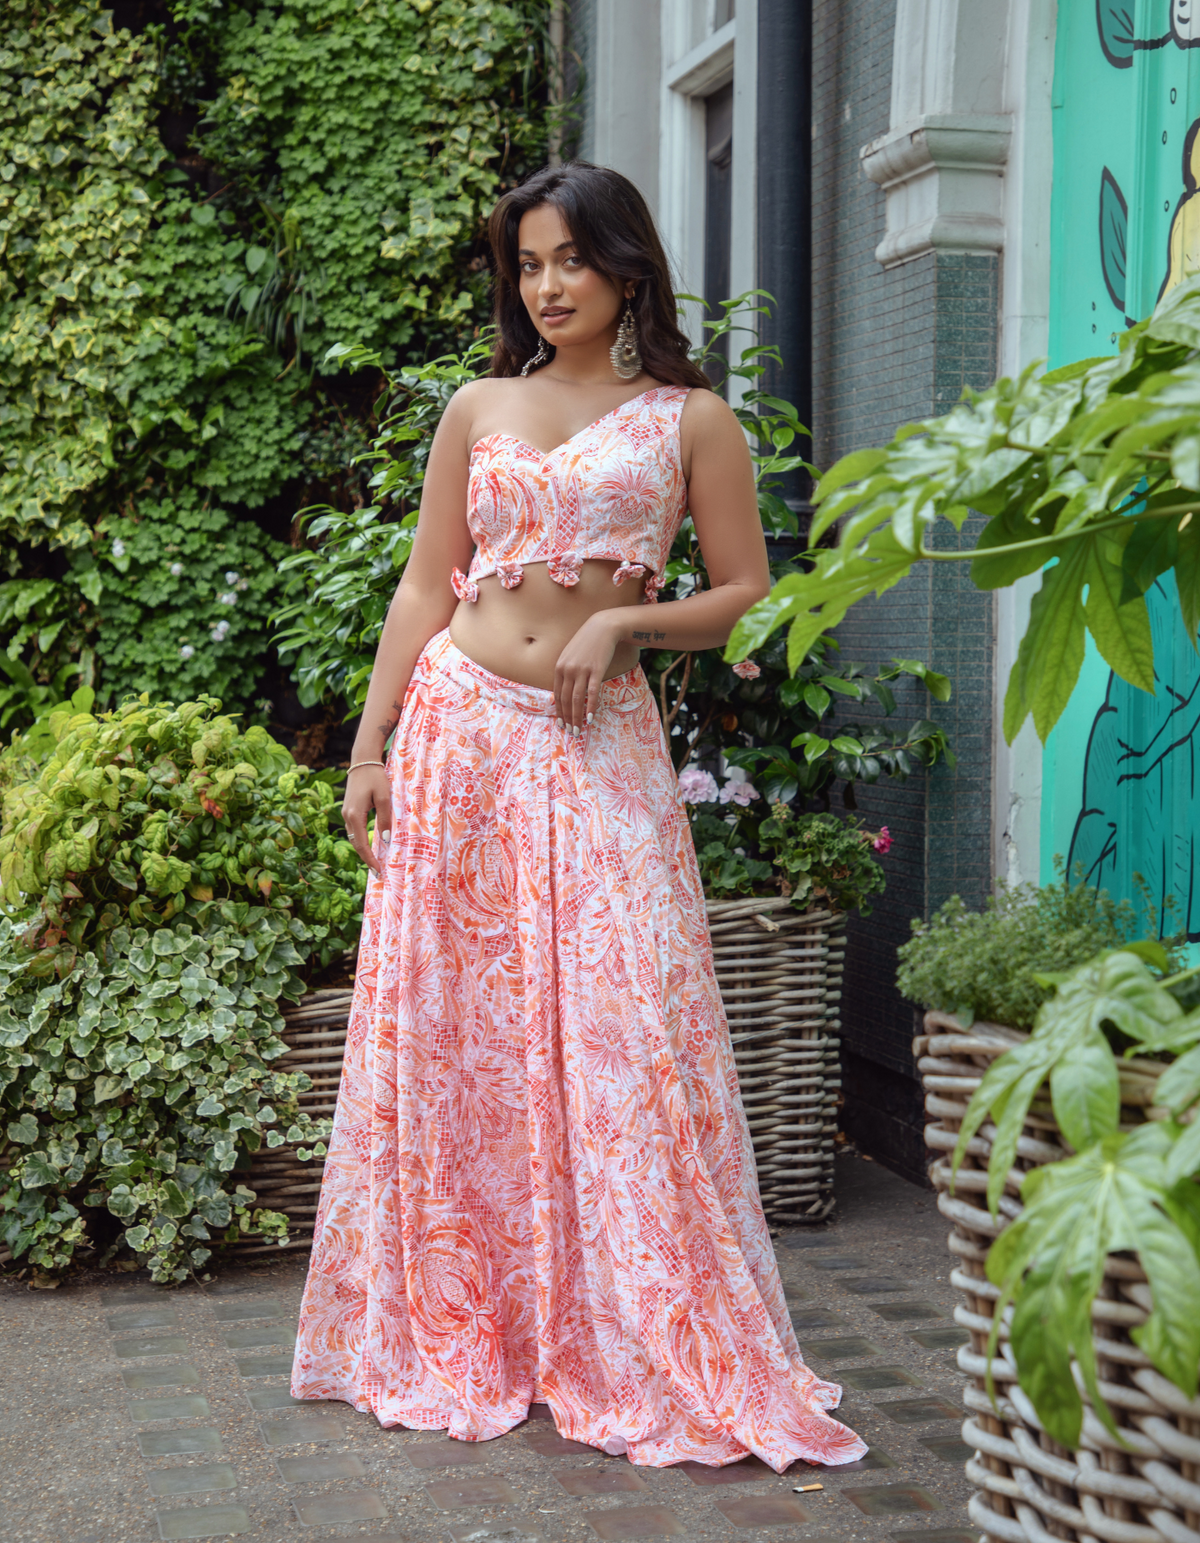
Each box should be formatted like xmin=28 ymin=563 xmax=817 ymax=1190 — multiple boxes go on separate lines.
xmin=812 ymin=3 xmax=998 ymax=1183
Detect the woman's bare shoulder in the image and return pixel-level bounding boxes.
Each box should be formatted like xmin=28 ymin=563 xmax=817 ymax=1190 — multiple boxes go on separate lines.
xmin=679 ymin=386 xmax=740 ymax=432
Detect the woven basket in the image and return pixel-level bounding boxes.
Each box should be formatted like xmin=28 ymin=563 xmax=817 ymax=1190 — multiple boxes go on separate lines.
xmin=914 ymin=1010 xmax=1200 ymax=1543
xmin=237 ymin=898 xmax=845 ymax=1255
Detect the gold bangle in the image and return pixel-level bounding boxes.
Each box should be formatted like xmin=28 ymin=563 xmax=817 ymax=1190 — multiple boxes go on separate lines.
xmin=347 ymin=759 xmax=384 ymax=774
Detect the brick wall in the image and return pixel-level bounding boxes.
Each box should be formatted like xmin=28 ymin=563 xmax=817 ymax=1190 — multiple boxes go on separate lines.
xmin=812 ymin=2 xmax=998 ymax=1184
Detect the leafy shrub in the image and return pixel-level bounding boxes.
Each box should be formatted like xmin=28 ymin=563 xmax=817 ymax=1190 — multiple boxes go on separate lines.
xmin=679 ymin=772 xmax=888 ymax=914
xmin=758 ymin=806 xmax=888 ymax=915
xmin=0 ymin=694 xmax=364 ymax=973
xmin=895 ymin=873 xmax=1177 ymax=1030
xmin=0 ymin=690 xmax=365 ymax=1279
xmin=0 ymin=905 xmax=327 ymax=1283
xmin=1 ymin=0 xmax=557 ymax=732
xmin=0 ymin=0 xmax=168 ymax=549
xmin=94 ymin=492 xmax=287 ymax=712
xmin=275 ymin=337 xmax=491 ymax=706
xmin=194 ymin=0 xmax=555 ymax=358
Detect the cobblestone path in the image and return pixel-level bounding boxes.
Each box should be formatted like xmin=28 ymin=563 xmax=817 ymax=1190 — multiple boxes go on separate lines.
xmin=0 ymin=1155 xmax=976 ymax=1543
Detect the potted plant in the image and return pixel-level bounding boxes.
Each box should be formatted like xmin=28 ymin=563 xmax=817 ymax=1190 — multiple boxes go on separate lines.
xmin=899 ymin=889 xmax=1200 ymax=1543
xmin=727 ymin=274 xmax=1200 ymax=1531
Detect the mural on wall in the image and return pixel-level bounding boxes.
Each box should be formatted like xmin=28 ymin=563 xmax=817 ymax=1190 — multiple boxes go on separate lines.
xmin=1043 ymin=3 xmax=1200 ymax=937
xmin=1098 ymin=1 xmax=1200 ymax=68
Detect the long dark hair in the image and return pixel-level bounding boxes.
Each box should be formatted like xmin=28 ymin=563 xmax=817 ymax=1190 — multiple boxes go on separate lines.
xmin=486 ymin=161 xmax=712 ymax=389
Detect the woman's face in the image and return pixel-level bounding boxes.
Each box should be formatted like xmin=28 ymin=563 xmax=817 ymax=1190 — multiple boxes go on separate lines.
xmin=517 ymin=202 xmax=631 ymax=350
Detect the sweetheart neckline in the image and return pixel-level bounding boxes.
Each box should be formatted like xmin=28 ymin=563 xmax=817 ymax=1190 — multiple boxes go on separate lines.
xmin=468 ymin=383 xmax=685 ymax=462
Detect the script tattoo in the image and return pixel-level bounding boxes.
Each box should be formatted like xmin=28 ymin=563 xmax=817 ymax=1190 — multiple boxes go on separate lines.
xmin=632 ymin=629 xmax=667 ymax=644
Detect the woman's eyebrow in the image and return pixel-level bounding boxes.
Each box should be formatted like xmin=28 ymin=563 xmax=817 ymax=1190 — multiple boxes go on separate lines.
xmin=517 ymin=241 xmax=576 ymax=256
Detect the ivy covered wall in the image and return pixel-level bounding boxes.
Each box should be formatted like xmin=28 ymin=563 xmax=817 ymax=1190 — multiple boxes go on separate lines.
xmin=0 ymin=0 xmax=554 ymax=733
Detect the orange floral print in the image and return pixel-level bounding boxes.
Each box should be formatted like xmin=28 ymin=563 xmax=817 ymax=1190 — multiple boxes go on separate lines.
xmin=291 ymin=630 xmax=867 ymax=1472
xmin=452 ymin=384 xmax=692 ymax=605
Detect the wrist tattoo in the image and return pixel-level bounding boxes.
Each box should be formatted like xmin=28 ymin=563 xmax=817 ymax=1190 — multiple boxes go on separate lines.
xmin=375 ymin=699 xmax=402 ymax=741
xmin=632 ymin=628 xmax=667 ymax=644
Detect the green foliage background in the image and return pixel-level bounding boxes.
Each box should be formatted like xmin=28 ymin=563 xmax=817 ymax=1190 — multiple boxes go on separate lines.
xmin=0 ymin=691 xmax=365 ymax=1279
xmin=1 ymin=0 xmax=555 ymax=726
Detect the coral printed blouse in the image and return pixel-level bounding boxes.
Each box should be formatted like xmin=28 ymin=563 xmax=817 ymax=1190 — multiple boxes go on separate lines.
xmin=452 ymin=384 xmax=692 ymax=605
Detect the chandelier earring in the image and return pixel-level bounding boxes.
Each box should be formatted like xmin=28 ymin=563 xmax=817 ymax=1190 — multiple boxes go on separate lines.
xmin=610 ymin=300 xmax=642 ymax=381
xmin=520 ymin=335 xmax=550 ymax=377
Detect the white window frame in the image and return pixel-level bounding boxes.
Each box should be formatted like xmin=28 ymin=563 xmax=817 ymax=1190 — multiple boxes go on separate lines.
xmin=658 ymin=0 xmax=758 ymax=387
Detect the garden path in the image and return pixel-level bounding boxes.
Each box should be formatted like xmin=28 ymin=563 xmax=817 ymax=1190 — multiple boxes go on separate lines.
xmin=0 ymin=1153 xmax=975 ymax=1543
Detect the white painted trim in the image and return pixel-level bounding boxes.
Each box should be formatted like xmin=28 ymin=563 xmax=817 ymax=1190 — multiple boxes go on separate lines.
xmin=727 ymin=0 xmax=758 ymax=408
xmin=860 ymin=113 xmax=1012 ymax=266
xmin=588 ymin=0 xmax=663 ymax=209
xmin=665 ymin=16 xmax=735 ymax=94
xmin=861 ymin=0 xmax=1015 ymax=268
xmin=658 ymin=0 xmax=708 ymax=341
xmin=992 ymin=0 xmax=1055 ymax=888
xmin=658 ymin=0 xmax=744 ymax=350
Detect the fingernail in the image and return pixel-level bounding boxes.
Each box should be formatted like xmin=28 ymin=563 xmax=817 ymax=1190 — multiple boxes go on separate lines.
xmin=557 ymin=718 xmax=564 ymax=730
xmin=587 ymin=712 xmax=594 ymax=724
xmin=573 ymin=725 xmax=580 ymax=738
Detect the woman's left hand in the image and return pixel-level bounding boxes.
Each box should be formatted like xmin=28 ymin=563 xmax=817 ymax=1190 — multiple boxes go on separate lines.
xmin=554 ymin=611 xmax=620 ymax=733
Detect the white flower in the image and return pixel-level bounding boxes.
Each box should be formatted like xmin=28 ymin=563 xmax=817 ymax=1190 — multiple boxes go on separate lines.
xmin=224 ymin=570 xmax=239 ymax=585
xmin=236 ymin=578 xmax=249 ymax=591
xmin=179 ymin=644 xmax=195 ymax=660
xmin=210 ymin=619 xmax=230 ymax=642
xmin=678 ymin=768 xmax=719 ymax=805
xmin=169 ymin=562 xmax=183 ymax=577
xmin=218 ymin=590 xmax=237 ymax=606
xmin=719 ymin=778 xmax=760 ymax=807
xmin=111 ymin=539 xmax=126 ymax=558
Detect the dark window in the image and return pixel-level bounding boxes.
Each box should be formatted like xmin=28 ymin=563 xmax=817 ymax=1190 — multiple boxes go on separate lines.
xmin=703 ymin=80 xmax=734 ymax=390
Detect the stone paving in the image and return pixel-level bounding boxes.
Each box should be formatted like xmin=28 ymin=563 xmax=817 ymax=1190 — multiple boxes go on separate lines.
xmin=0 ymin=1153 xmax=975 ymax=1543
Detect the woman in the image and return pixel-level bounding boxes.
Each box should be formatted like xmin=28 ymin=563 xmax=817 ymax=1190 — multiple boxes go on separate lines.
xmin=291 ymin=162 xmax=866 ymax=1472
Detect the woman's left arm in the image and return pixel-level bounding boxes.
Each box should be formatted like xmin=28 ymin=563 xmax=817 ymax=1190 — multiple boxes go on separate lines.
xmin=554 ymin=389 xmax=771 ymax=728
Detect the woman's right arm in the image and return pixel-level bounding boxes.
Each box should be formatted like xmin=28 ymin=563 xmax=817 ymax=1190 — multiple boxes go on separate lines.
xmin=342 ymin=388 xmax=478 ymax=873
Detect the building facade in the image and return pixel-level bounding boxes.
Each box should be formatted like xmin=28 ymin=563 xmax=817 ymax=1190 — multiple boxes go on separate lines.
xmin=562 ymin=0 xmax=1200 ymax=1183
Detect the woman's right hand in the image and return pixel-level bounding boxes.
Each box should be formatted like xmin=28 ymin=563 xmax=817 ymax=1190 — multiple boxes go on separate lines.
xmin=342 ymin=764 xmax=393 ymax=877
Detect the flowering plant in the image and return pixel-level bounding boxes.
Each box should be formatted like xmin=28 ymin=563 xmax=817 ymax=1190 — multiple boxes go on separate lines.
xmin=678 ymin=771 xmax=889 ymax=913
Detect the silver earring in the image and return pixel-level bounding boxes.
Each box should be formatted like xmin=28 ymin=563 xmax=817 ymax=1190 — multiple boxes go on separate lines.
xmin=610 ymin=301 xmax=641 ymax=380
xmin=520 ymin=335 xmax=550 ymax=377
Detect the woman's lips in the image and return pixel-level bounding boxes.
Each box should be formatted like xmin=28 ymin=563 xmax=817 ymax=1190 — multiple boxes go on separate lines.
xmin=540 ymin=309 xmax=573 ymax=326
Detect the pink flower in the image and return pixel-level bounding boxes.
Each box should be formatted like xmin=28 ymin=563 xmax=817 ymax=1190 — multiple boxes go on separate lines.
xmin=719 ymin=778 xmax=760 ymax=807
xmin=872 ymin=826 xmax=892 ymax=854
xmin=732 ymin=659 xmax=761 ymax=680
xmin=678 ymin=768 xmax=719 ymax=805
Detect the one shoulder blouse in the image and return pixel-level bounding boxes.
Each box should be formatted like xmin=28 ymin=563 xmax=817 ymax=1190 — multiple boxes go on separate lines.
xmin=452 ymin=383 xmax=692 ymax=606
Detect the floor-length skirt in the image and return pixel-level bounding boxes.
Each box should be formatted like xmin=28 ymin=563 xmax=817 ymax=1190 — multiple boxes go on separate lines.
xmin=291 ymin=629 xmax=867 ymax=1471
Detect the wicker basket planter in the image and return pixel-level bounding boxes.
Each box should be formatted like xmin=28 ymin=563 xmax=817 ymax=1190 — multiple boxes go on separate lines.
xmin=239 ymin=898 xmax=845 ymax=1255
xmin=914 ymin=1009 xmax=1200 ymax=1543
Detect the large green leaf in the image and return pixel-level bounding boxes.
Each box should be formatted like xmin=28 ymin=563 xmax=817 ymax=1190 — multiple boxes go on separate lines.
xmin=988 ymin=1123 xmax=1200 ymax=1445
xmin=1049 ymin=1026 xmax=1120 ymax=1152
xmin=1175 ymin=517 xmax=1200 ymax=644
xmin=1083 ymin=534 xmax=1155 ymax=693
xmin=1003 ymin=539 xmax=1089 ymax=743
xmin=953 ymin=951 xmax=1177 ymax=1213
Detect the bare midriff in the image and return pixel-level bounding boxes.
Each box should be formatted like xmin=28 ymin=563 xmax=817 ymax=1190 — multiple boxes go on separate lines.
xmin=448 ymin=558 xmax=647 ymax=689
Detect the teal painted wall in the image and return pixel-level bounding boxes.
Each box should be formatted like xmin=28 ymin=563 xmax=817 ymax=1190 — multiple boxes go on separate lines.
xmin=1043 ymin=2 xmax=1200 ymax=935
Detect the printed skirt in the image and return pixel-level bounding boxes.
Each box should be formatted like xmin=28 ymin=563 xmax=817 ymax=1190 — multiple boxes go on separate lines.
xmin=290 ymin=628 xmax=866 ymax=1471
